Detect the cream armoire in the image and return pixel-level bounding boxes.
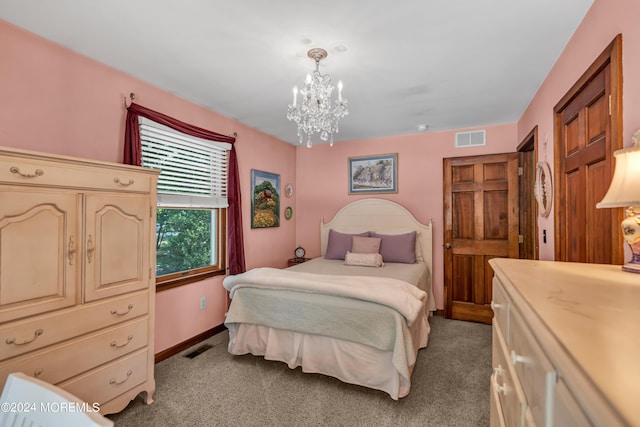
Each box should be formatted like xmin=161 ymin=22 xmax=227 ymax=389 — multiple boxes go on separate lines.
xmin=0 ymin=146 xmax=159 ymax=414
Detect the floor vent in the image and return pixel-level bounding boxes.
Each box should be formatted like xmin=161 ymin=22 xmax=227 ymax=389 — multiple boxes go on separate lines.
xmin=455 ymin=130 xmax=486 ymax=148
xmin=183 ymin=344 xmax=213 ymax=359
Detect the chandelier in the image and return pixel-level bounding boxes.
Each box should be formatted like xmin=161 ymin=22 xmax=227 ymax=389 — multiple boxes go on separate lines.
xmin=287 ymin=48 xmax=349 ymax=148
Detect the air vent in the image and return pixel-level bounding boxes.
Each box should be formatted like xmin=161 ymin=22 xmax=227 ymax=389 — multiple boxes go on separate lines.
xmin=183 ymin=344 xmax=213 ymax=359
xmin=455 ymin=130 xmax=486 ymax=148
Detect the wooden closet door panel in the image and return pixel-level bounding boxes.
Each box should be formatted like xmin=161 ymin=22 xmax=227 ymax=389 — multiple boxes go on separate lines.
xmin=0 ymin=189 xmax=79 ymax=322
xmin=84 ymin=194 xmax=151 ymax=302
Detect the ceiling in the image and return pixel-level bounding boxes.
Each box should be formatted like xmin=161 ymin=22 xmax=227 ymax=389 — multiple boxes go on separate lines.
xmin=0 ymin=0 xmax=594 ymax=145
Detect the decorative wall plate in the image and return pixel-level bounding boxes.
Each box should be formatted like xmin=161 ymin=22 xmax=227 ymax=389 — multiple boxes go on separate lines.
xmin=284 ymin=183 xmax=294 ymax=198
xmin=284 ymin=206 xmax=293 ymax=220
xmin=534 ymin=161 xmax=553 ymax=218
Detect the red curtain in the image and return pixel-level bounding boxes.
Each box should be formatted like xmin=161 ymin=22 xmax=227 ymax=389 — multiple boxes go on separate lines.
xmin=124 ymin=102 xmax=246 ymax=275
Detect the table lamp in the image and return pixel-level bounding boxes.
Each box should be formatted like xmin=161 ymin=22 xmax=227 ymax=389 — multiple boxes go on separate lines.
xmin=596 ymin=130 xmax=640 ymax=273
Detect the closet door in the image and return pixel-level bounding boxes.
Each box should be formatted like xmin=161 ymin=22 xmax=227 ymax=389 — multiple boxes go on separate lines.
xmin=84 ymin=193 xmax=151 ymax=302
xmin=0 ymin=188 xmax=79 ymax=322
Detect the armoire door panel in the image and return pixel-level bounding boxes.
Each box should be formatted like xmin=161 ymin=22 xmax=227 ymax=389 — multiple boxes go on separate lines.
xmin=84 ymin=194 xmax=150 ymax=302
xmin=0 ymin=190 xmax=78 ymax=322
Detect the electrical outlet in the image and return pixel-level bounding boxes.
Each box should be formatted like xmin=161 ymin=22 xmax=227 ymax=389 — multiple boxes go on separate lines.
xmin=200 ymin=296 xmax=206 ymax=310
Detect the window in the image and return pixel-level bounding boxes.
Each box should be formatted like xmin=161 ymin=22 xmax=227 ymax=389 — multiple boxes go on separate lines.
xmin=140 ymin=118 xmax=229 ymax=290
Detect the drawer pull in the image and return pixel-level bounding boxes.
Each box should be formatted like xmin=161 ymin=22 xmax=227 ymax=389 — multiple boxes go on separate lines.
xmin=493 ymin=380 xmax=507 ymax=395
xmin=111 ymin=335 xmax=133 ymax=348
xmin=86 ymin=235 xmax=95 ymax=263
xmin=493 ymin=365 xmax=504 ymax=377
xmin=109 ymin=369 xmax=133 ymax=385
xmin=490 ymin=301 xmax=501 ymax=310
xmin=114 ymin=177 xmax=135 ymax=187
xmin=510 ymin=350 xmax=528 ymax=365
xmin=6 ymin=329 xmax=43 ymax=345
xmin=10 ymin=166 xmax=44 ymax=178
xmin=33 ymin=368 xmax=43 ymax=377
xmin=111 ymin=304 xmax=134 ymax=316
xmin=68 ymin=235 xmax=76 ymax=266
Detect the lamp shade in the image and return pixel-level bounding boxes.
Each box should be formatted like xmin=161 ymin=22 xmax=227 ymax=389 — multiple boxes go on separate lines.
xmin=596 ymin=145 xmax=640 ymax=208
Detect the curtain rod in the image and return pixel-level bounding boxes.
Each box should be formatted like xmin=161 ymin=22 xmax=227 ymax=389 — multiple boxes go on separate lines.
xmin=124 ymin=92 xmax=136 ymax=108
xmin=125 ymin=91 xmax=237 ymax=139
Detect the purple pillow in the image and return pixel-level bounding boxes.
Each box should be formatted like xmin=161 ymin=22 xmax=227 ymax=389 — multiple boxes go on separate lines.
xmin=325 ymin=230 xmax=370 ymax=260
xmin=372 ymin=231 xmax=417 ymax=263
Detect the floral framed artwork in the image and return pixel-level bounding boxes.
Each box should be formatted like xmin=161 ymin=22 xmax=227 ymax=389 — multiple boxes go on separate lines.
xmin=348 ymin=153 xmax=398 ymax=194
xmin=251 ymin=169 xmax=280 ymax=228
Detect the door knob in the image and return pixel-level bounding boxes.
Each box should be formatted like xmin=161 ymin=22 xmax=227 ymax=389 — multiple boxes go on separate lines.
xmin=445 ymin=242 xmax=452 ymax=249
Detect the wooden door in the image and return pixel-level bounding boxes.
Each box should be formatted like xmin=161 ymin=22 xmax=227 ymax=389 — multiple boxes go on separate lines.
xmin=84 ymin=193 xmax=151 ymax=302
xmin=518 ymin=127 xmax=538 ymax=260
xmin=554 ymin=35 xmax=623 ymax=264
xmin=443 ymin=153 xmax=519 ymax=323
xmin=0 ymin=188 xmax=79 ymax=323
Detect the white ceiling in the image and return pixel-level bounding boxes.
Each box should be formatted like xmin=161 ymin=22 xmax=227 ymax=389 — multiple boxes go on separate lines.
xmin=0 ymin=0 xmax=594 ymax=145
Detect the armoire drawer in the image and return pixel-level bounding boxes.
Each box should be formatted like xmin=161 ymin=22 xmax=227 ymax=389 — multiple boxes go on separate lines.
xmin=0 ymin=156 xmax=152 ymax=193
xmin=59 ymin=348 xmax=149 ymax=406
xmin=0 ymin=317 xmax=148 ymax=389
xmin=0 ymin=291 xmax=149 ymax=360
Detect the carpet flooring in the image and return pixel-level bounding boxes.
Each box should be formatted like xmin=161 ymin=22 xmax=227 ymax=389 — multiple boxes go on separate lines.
xmin=108 ymin=316 xmax=492 ymax=427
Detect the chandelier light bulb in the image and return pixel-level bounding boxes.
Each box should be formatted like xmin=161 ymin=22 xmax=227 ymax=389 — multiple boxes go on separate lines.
xmin=287 ymin=48 xmax=349 ymax=148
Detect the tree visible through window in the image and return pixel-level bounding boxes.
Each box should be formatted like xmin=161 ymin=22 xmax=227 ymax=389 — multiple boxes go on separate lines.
xmin=156 ymin=208 xmax=217 ymax=276
xmin=139 ymin=117 xmax=229 ymax=288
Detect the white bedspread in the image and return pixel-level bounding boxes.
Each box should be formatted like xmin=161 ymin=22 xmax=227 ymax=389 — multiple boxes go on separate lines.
xmin=223 ymin=267 xmax=427 ymax=326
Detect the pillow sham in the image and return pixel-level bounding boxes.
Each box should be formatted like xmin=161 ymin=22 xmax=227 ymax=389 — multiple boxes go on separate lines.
xmin=344 ymin=251 xmax=384 ymax=267
xmin=351 ymin=236 xmax=381 ymax=254
xmin=325 ymin=230 xmax=370 ymax=260
xmin=372 ymin=231 xmax=417 ymax=263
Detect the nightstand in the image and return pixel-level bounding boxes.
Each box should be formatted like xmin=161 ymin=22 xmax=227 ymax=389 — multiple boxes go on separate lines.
xmin=287 ymin=257 xmax=310 ymax=267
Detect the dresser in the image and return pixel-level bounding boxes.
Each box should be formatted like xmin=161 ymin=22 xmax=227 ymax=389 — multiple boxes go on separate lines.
xmin=489 ymin=258 xmax=640 ymax=427
xmin=0 ymin=147 xmax=159 ymax=415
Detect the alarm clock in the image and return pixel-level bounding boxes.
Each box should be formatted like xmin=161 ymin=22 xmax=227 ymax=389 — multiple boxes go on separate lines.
xmin=294 ymin=246 xmax=305 ymax=259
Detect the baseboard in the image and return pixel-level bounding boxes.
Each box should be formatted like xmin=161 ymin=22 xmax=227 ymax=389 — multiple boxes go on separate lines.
xmin=433 ymin=309 xmax=445 ymax=317
xmin=154 ymin=324 xmax=227 ymax=364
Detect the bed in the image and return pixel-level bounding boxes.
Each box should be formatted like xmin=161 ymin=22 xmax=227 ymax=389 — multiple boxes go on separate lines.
xmin=223 ymin=198 xmax=434 ymax=399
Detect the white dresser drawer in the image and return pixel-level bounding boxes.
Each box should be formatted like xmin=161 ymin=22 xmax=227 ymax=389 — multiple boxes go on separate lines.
xmin=509 ymin=305 xmax=556 ymax=427
xmin=0 ymin=317 xmax=148 ymax=388
xmin=490 ymin=372 xmax=507 ymax=427
xmin=0 ymin=291 xmax=149 ymax=360
xmin=59 ymin=348 xmax=149 ymax=406
xmin=491 ymin=277 xmax=511 ymax=342
xmin=493 ymin=324 xmax=526 ymax=427
xmin=553 ymin=378 xmax=592 ymax=427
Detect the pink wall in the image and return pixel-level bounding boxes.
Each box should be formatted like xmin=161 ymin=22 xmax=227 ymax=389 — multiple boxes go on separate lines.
xmin=2 ymin=0 xmax=638 ymax=348
xmin=0 ymin=21 xmax=297 ymax=354
xmin=295 ymin=124 xmax=517 ymax=309
xmin=518 ymin=0 xmax=640 ymax=260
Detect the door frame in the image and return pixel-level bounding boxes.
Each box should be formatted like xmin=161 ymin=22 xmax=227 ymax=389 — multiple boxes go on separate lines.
xmin=517 ymin=126 xmax=539 ymax=260
xmin=553 ymin=34 xmax=623 ymax=262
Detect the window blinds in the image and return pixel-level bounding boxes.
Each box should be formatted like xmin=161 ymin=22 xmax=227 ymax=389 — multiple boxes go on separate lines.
xmin=139 ymin=118 xmax=231 ymax=208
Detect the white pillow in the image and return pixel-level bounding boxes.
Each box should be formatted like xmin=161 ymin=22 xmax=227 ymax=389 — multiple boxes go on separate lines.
xmin=343 ymin=251 xmax=384 ymax=267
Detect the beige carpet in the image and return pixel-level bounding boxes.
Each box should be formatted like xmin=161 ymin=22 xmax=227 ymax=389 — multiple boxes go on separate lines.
xmin=108 ymin=315 xmax=491 ymax=427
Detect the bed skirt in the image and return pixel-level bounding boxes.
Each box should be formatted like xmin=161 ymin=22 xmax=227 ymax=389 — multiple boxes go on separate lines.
xmin=226 ymin=312 xmax=429 ymax=400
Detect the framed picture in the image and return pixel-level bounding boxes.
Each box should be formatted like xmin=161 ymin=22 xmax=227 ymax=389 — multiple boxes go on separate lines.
xmin=348 ymin=153 xmax=398 ymax=194
xmin=251 ymin=169 xmax=280 ymax=228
